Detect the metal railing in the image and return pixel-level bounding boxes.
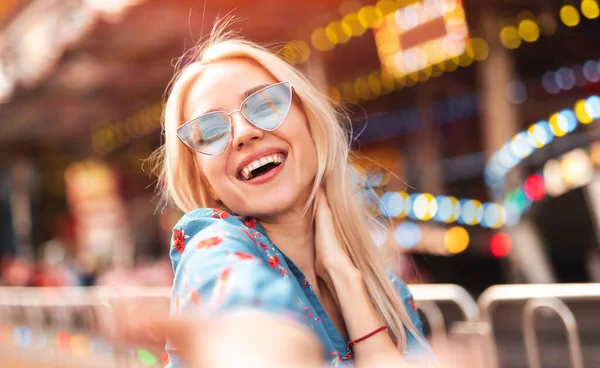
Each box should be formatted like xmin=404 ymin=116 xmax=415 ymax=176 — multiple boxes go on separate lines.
xmin=478 ymin=283 xmax=600 ymax=368
xmin=1 ymin=283 xmax=600 ymax=368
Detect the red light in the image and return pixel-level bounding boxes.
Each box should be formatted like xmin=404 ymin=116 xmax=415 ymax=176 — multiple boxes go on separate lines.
xmin=490 ymin=233 xmax=512 ymax=258
xmin=524 ymin=174 xmax=545 ymax=201
xmin=56 ymin=332 xmax=71 ymax=352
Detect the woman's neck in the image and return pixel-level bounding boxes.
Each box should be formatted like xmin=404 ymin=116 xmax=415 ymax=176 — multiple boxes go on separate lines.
xmin=258 ymin=210 xmax=317 ymax=279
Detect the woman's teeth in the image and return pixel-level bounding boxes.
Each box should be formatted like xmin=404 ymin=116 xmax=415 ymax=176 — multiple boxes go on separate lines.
xmin=241 ymin=153 xmax=285 ymax=180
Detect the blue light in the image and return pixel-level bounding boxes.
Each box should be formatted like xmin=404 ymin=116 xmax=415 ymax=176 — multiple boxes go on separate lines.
xmin=583 ymin=60 xmax=600 ymax=82
xmin=542 ymin=71 xmax=560 ymax=94
xmin=379 ymin=192 xmax=404 ymax=218
xmin=435 ymin=196 xmax=453 ymax=222
xmin=407 ymin=193 xmax=421 ymax=220
xmin=482 ymin=203 xmax=500 ymax=229
xmin=560 ymin=109 xmax=578 ymax=133
xmin=13 ymin=326 xmax=32 ymax=347
xmin=394 ymin=222 xmax=421 ymax=248
xmin=586 ymin=95 xmax=600 ymax=119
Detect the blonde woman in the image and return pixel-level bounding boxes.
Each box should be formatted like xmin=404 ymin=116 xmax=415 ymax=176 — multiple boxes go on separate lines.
xmin=154 ymin=23 xmax=438 ymax=368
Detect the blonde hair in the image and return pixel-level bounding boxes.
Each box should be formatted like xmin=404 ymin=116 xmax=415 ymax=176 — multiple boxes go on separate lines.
xmin=151 ymin=21 xmax=425 ymax=353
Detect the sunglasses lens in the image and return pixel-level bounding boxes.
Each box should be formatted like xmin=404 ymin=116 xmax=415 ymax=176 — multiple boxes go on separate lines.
xmin=241 ymin=82 xmax=292 ymax=130
xmin=177 ymin=112 xmax=230 ymax=155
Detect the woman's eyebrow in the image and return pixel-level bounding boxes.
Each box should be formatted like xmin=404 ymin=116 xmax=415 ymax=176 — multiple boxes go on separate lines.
xmin=189 ymin=84 xmax=274 ymax=119
xmin=242 ymin=84 xmax=272 ymax=100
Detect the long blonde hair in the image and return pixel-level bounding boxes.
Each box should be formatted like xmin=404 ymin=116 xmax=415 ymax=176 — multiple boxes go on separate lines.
xmin=151 ymin=21 xmax=423 ymax=353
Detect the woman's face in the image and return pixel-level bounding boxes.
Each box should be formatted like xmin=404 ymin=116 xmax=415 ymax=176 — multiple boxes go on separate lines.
xmin=182 ymin=59 xmax=318 ymax=217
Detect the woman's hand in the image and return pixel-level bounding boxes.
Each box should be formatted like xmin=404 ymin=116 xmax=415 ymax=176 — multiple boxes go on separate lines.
xmin=314 ymin=188 xmax=356 ymax=279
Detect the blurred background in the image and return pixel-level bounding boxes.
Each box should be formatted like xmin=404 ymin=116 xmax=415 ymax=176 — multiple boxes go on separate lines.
xmin=1 ymin=0 xmax=600 ymax=366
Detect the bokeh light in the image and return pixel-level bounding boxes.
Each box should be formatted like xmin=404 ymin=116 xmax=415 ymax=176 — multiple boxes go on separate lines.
xmin=560 ymin=5 xmax=581 ymax=27
xmin=482 ymin=203 xmax=505 ymax=229
xmin=518 ymin=19 xmax=540 ymax=42
xmin=581 ymin=0 xmax=600 ymax=19
xmin=326 ymin=21 xmax=352 ymax=44
xmin=444 ymin=226 xmax=470 ymax=254
xmin=538 ymin=13 xmax=558 ymax=35
xmin=459 ymin=199 xmax=483 ymax=226
xmin=490 ymin=233 xmax=512 ymax=258
xmin=379 ymin=191 xmax=407 ymax=218
xmin=343 ymin=13 xmax=367 ymax=37
xmin=358 ymin=5 xmax=384 ymax=29
xmin=311 ymin=28 xmax=335 ymax=51
xmin=586 ymin=95 xmax=600 ymax=118
xmin=575 ymin=99 xmax=594 ymax=123
xmin=412 ymin=193 xmax=438 ymax=221
xmin=13 ymin=326 xmax=32 ymax=347
xmin=71 ymin=334 xmax=90 ymax=356
xmin=500 ymin=26 xmax=521 ymax=49
xmin=394 ymin=222 xmax=421 ymax=248
xmin=137 ymin=348 xmax=158 ymax=365
xmin=524 ymin=174 xmax=545 ymax=201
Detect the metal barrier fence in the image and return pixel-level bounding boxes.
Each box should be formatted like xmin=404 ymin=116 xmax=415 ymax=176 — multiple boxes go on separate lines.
xmin=478 ymin=283 xmax=600 ymax=368
xmin=1 ymin=283 xmax=599 ymax=367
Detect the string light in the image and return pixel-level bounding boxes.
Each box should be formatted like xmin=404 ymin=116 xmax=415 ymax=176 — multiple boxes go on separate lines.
xmin=375 ymin=0 xmax=470 ymax=78
xmin=379 ymin=191 xmax=505 ymax=228
xmin=485 ymin=95 xmax=600 ymax=190
xmin=542 ymin=59 xmax=600 ymax=95
xmin=499 ymin=1 xmax=600 ymax=50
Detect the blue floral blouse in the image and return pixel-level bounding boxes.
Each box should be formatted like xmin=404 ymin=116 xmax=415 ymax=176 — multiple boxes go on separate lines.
xmin=166 ymin=208 xmax=436 ymax=367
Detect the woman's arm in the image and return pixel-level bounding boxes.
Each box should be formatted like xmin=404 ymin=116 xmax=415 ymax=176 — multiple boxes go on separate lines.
xmin=323 ymin=262 xmax=408 ymax=368
xmin=166 ymin=210 xmax=325 ymax=367
xmin=314 ymin=190 xmax=408 ymax=367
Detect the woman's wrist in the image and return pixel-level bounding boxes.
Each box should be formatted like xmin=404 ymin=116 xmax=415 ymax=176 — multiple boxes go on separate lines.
xmin=323 ymin=255 xmax=360 ymax=281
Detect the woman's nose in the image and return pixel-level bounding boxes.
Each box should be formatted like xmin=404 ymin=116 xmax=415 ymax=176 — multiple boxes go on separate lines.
xmin=230 ymin=112 xmax=264 ymax=150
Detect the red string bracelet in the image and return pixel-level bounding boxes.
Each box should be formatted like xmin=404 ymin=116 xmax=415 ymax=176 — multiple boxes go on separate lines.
xmin=347 ymin=325 xmax=388 ymax=347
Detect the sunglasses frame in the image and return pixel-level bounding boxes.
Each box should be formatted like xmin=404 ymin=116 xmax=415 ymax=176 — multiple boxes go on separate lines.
xmin=176 ymin=81 xmax=294 ymax=156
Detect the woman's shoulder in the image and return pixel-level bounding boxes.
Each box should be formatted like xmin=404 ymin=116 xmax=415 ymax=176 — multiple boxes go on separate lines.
xmin=169 ymin=208 xmax=264 ymax=271
xmin=173 ymin=208 xmax=260 ymax=241
xmin=177 ymin=208 xmax=245 ymax=228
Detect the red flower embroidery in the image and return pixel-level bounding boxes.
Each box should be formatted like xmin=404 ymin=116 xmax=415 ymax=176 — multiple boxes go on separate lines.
xmin=316 ymin=317 xmax=322 ymax=323
xmin=244 ymin=218 xmax=258 ymax=228
xmin=258 ymin=241 xmax=269 ymax=251
xmin=329 ymin=350 xmax=342 ymax=363
xmin=220 ymin=266 xmax=232 ymax=283
xmin=233 ymin=252 xmax=257 ymax=261
xmin=211 ymin=209 xmax=231 ymax=219
xmin=196 ymin=236 xmax=222 ymax=249
xmin=212 ymin=266 xmax=233 ymax=307
xmin=302 ymin=279 xmax=309 ymax=288
xmin=268 ymin=255 xmax=280 ymax=268
xmin=171 ymin=227 xmax=188 ymax=254
xmin=409 ymin=296 xmax=418 ymax=312
xmin=189 ymin=290 xmax=201 ymax=306
xmin=254 ymin=232 xmax=262 ymax=238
